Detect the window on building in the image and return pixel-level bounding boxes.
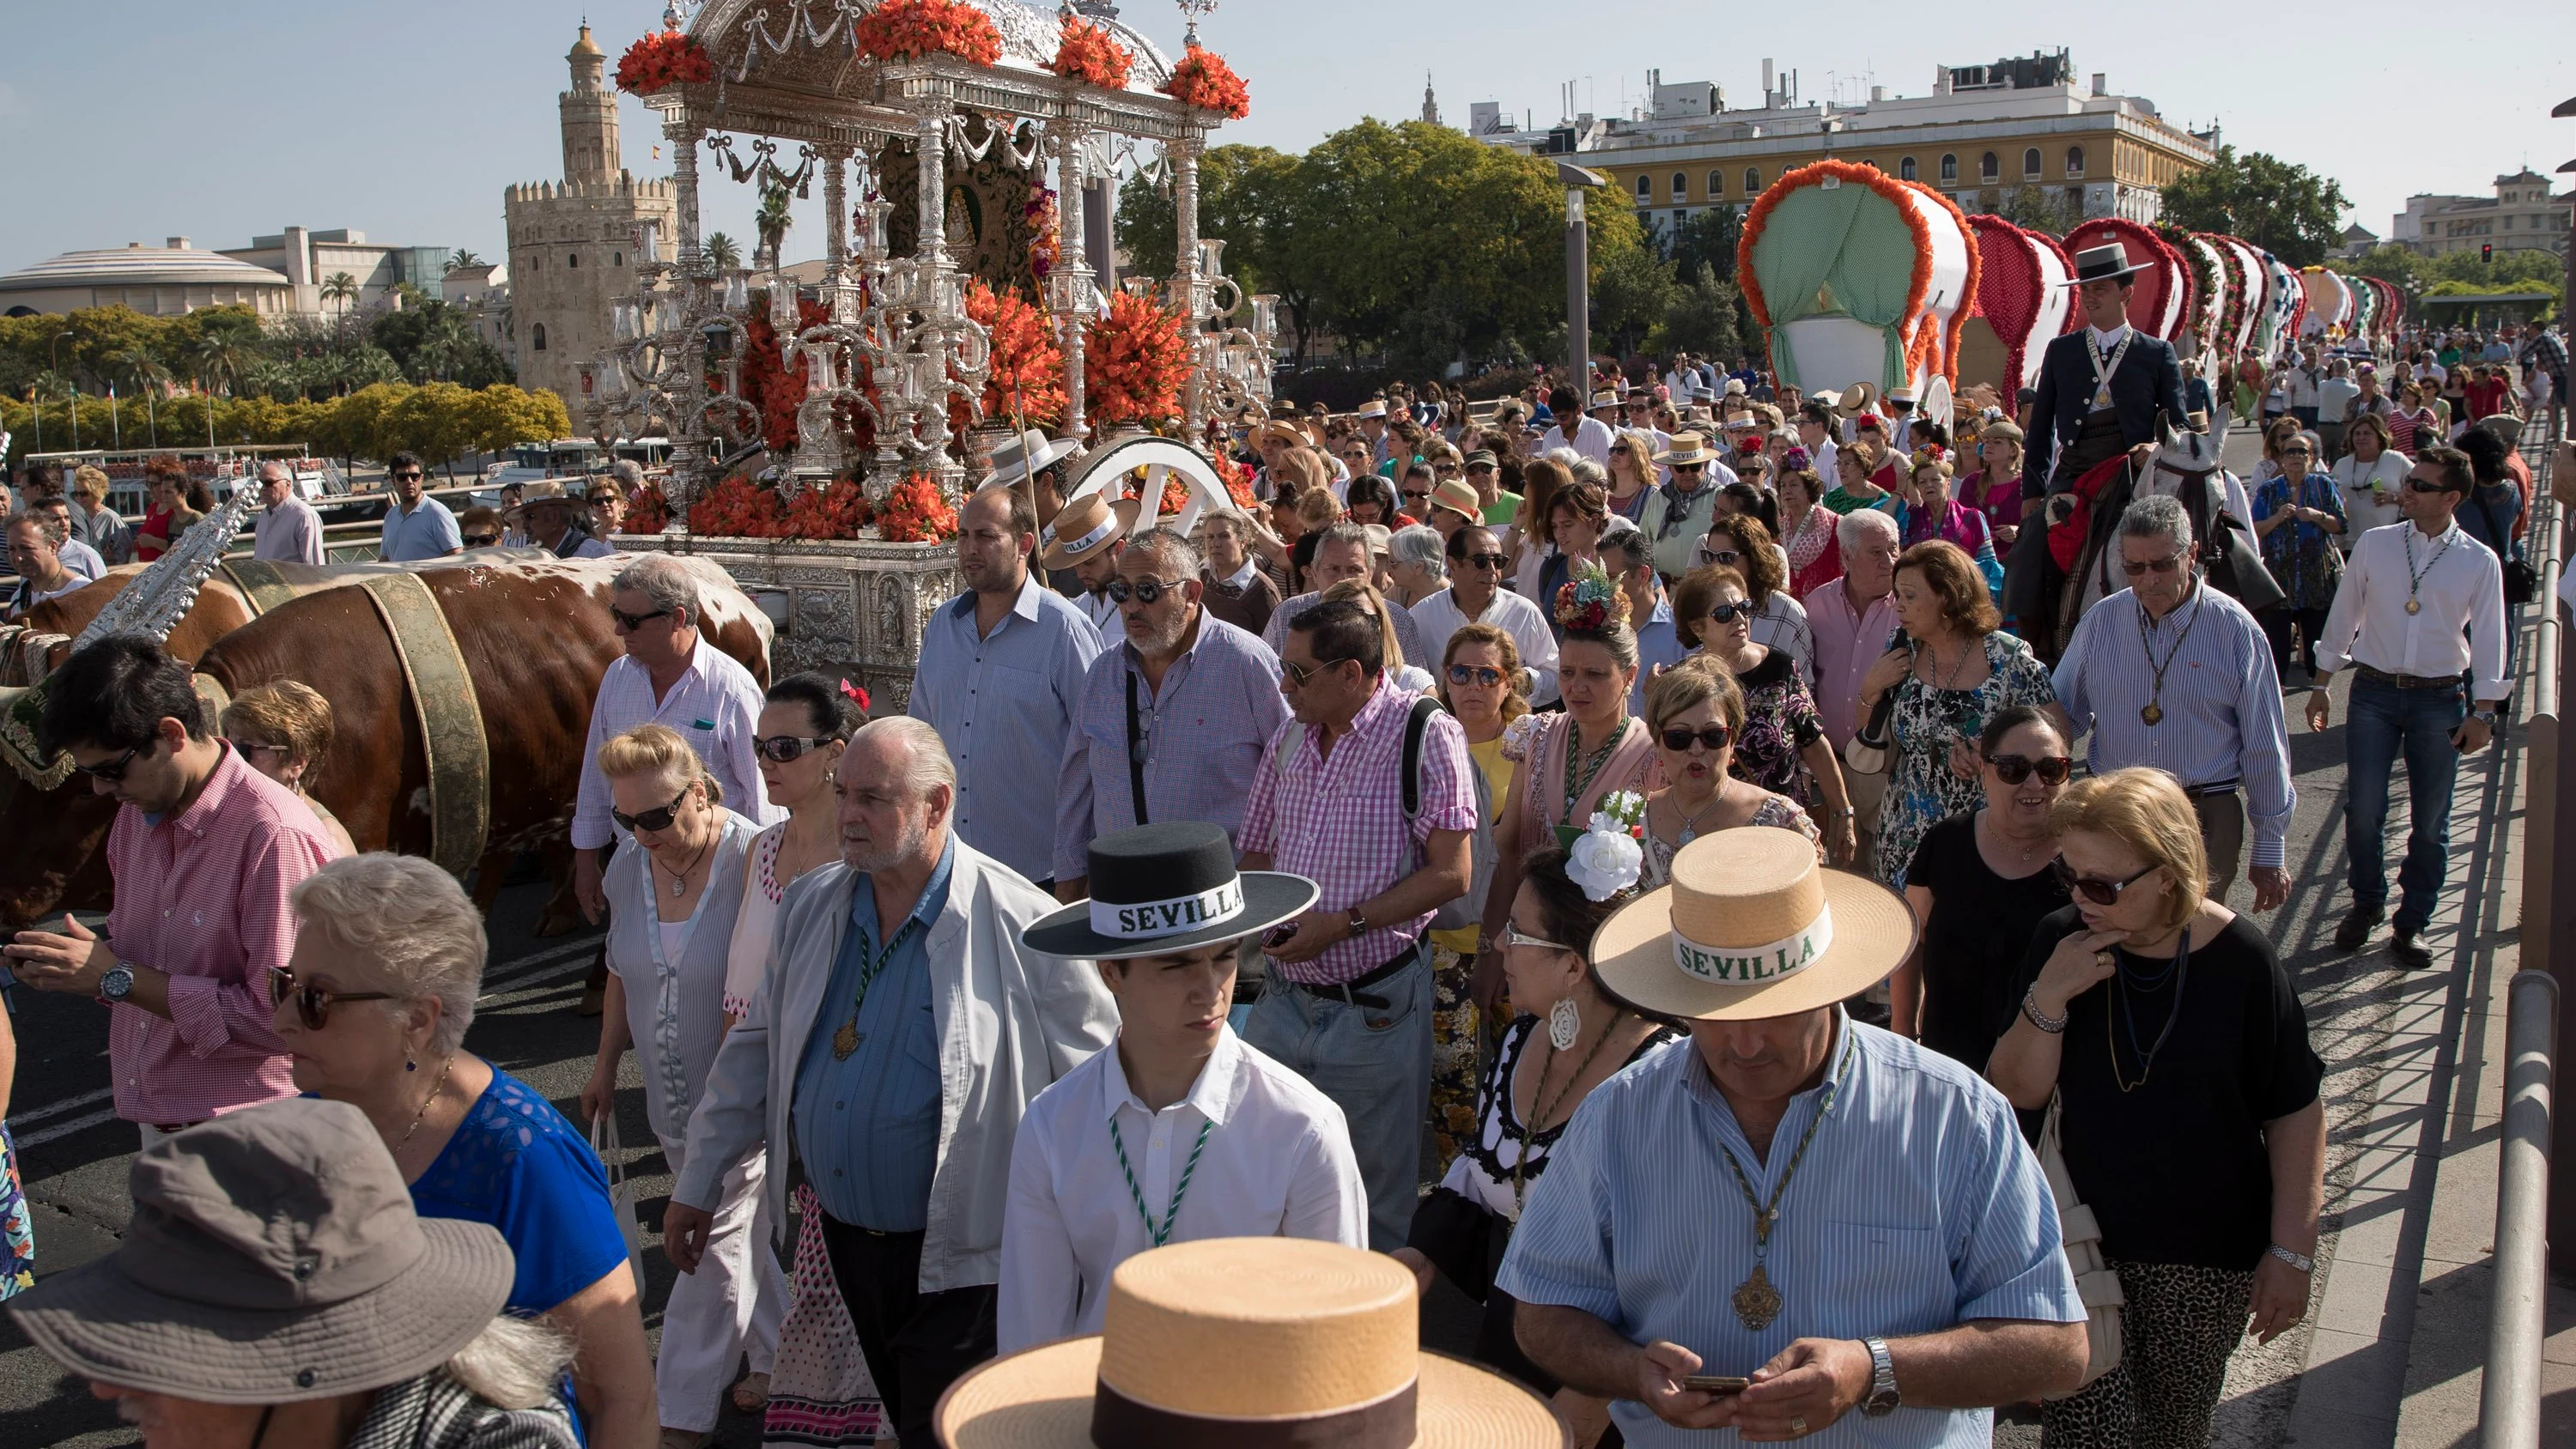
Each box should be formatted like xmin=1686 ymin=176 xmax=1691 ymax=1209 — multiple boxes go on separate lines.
xmin=2066 ymin=146 xmax=2085 ymax=178
xmin=532 ymin=324 xmax=547 ymax=352
xmin=1709 ymin=169 xmax=1725 ymax=197
xmin=1744 ymin=167 xmax=1760 ymax=194
xmin=1940 ymin=154 xmax=1958 ymax=183
xmin=1674 ymin=210 xmax=1688 ymax=231
xmin=612 ymin=252 xmax=623 ymax=266
xmin=1980 ymin=151 xmax=1999 ymax=182
xmin=568 ymin=252 xmax=580 ymax=269
xmin=1635 ymin=174 xmax=1652 ymax=203
xmin=1899 ymin=156 xmax=1917 ymax=180
xmin=2505 ymin=215 xmax=2515 ymax=230
xmin=1672 ymin=173 xmax=1688 ymax=203
xmin=2022 ymin=148 xmax=2041 ymax=179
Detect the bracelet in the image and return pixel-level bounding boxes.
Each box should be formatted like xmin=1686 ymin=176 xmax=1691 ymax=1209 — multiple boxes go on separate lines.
xmin=2267 ymin=1243 xmax=2315 ymax=1274
xmin=2020 ymin=986 xmax=2069 ymax=1035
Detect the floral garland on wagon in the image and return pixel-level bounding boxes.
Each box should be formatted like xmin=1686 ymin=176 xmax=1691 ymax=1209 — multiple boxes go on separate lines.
xmin=1048 ymin=15 xmax=1133 ymax=89
xmin=1160 ymin=43 xmax=1250 ymax=119
xmin=964 ymin=279 xmax=1066 ymax=429
xmin=615 ymin=30 xmax=714 ymax=95
xmin=854 ymin=0 xmax=1003 ymax=65
xmin=1084 ymin=291 xmax=1193 ymax=427
xmin=876 ymin=471 xmax=960 ymax=543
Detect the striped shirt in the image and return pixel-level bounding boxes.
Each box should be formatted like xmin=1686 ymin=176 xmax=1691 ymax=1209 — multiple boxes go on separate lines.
xmin=571 ymin=638 xmax=782 ymax=851
xmin=103 ymin=743 xmax=340 ymax=1125
xmin=1498 ymin=1020 xmax=2083 ymax=1449
xmin=1240 ymin=680 xmax=1477 ymax=984
xmin=2054 ymin=581 xmax=2296 ymax=868
xmin=909 ymin=575 xmax=1103 ymax=882
xmin=1054 ymin=612 xmax=1288 ymax=881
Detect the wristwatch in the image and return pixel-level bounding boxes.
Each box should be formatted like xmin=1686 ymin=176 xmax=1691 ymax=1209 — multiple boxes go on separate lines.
xmin=99 ymin=962 xmax=135 ymax=1003
xmin=2267 ymin=1243 xmax=2315 ymax=1274
xmin=1862 ymin=1336 xmax=1900 ymax=1417
xmin=1345 ymin=905 xmax=1370 ymax=940
xmin=2471 ymin=708 xmax=2500 ymax=728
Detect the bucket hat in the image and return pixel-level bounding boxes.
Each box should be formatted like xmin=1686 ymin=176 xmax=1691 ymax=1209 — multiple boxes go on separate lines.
xmin=1023 ymin=822 xmax=1316 ymax=961
xmin=7 ymin=1097 xmax=513 ymax=1405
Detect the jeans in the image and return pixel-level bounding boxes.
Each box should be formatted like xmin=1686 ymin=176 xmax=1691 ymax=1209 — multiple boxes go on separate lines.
xmin=1244 ymin=944 xmax=1434 ymax=1252
xmin=2343 ymin=674 xmax=2467 ymax=933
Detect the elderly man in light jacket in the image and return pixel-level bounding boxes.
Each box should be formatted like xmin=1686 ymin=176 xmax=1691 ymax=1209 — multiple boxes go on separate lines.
xmin=667 ymin=716 xmax=1115 ymax=1448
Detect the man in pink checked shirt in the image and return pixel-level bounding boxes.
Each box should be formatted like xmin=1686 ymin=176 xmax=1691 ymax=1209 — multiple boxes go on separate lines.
xmin=5 ymin=637 xmax=338 ymax=1143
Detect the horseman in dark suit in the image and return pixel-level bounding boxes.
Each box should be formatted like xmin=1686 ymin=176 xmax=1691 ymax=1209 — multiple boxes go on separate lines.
xmin=2001 ymin=242 xmax=2195 ymax=658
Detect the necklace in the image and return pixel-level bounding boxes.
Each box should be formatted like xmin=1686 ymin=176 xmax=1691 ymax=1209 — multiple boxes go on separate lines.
xmin=2106 ymin=931 xmax=2193 ymax=1093
xmin=658 ymin=834 xmax=713 ymax=899
xmin=829 ymin=918 xmax=923 ymax=1060
xmin=1670 ymin=788 xmax=1727 ymax=849
xmin=1977 ymin=807 xmax=2044 ymax=865
xmin=2134 ymin=587 xmax=2206 ymax=725
xmin=1562 ymin=716 xmax=1627 ymax=820
xmin=1923 ymin=635 xmax=1975 ymax=693
xmin=1109 ymin=1116 xmax=1214 ymax=1247
xmin=398 ymin=1054 xmax=456 ymax=1155
xmin=1716 ymin=1028 xmax=1856 ymax=1331
xmin=2402 ymin=525 xmax=2456 ymax=616
xmin=1513 ymin=1009 xmax=1625 ymax=1211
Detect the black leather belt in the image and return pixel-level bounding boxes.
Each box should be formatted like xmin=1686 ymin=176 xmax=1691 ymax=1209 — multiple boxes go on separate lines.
xmin=1283 ymin=945 xmax=1419 ymax=1011
xmin=2186 ymin=779 xmax=2240 ymax=797
xmin=2354 ymin=664 xmax=2468 ymax=690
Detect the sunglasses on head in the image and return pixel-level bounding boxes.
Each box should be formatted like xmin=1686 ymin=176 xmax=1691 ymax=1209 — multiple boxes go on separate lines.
xmin=1106 ymin=577 xmax=1187 ymax=605
xmin=2051 ymin=858 xmax=2158 ymax=906
xmin=1986 ymin=753 xmax=2073 ymax=785
xmin=1447 ymin=664 xmax=1505 ymax=688
xmin=269 ymin=965 xmax=397 ymax=1032
xmin=73 ymin=742 xmax=149 ymax=782
xmin=756 ymin=735 xmax=835 ymax=764
xmin=611 ymin=605 xmax=672 ymax=632
xmin=2120 ymin=552 xmax=2186 ymax=577
xmin=611 ymin=783 xmax=694 ymax=834
xmin=1660 ymin=724 xmax=1733 ymax=752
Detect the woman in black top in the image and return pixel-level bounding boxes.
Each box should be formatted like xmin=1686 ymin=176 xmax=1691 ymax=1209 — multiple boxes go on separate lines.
xmin=1990 ymin=767 xmax=2326 ymax=1449
xmin=1892 ymin=706 xmax=2073 ymax=1069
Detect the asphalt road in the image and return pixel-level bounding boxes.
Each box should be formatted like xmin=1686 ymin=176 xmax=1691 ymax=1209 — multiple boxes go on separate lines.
xmin=0 ymin=422 xmax=2534 ymax=1446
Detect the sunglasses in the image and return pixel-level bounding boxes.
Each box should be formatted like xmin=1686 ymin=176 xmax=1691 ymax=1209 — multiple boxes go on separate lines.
xmin=1447 ymin=664 xmax=1505 ymax=688
xmin=756 ymin=735 xmax=836 ymax=764
xmin=1281 ymin=657 xmax=1354 ymax=688
xmin=1106 ymin=577 xmax=1188 ymax=605
xmin=225 ymin=737 xmax=290 ymax=760
xmin=1504 ymin=924 xmax=1571 ymax=952
xmin=268 ymin=965 xmax=397 ymax=1032
xmin=2119 ymin=553 xmax=2186 ymax=577
xmin=611 ymin=605 xmax=672 ymax=632
xmin=1986 ymin=753 xmax=2073 ymax=785
xmin=610 ymin=783 xmax=694 ymax=834
xmin=2051 ymin=858 xmax=2159 ymax=906
xmin=392 ymin=471 xmax=424 ymax=482
xmin=1467 ymin=463 xmax=1497 ymax=474
xmin=1660 ymin=724 xmax=1734 ymax=752
xmin=1433 ymin=463 xmax=1462 ymax=476
xmin=1701 ymin=600 xmax=1754 ymax=625
xmin=2405 ymin=479 xmax=2451 ymax=494
xmin=1464 ymin=552 xmax=1510 ymax=570
xmin=72 ymin=743 xmax=148 ymax=782
xmin=461 ymin=532 xmax=501 ymax=547
xmin=2280 ymin=447 xmax=2313 ymax=458
xmin=1403 ymin=488 xmax=1432 ymax=503
xmin=1673 ymin=461 xmax=1707 ymax=473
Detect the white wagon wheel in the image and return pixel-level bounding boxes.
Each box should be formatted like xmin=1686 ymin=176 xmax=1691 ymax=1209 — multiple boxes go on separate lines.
xmin=1058 ymin=436 xmax=1231 ymax=542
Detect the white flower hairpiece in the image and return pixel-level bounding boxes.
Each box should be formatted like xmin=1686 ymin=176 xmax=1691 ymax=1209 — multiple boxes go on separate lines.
xmin=1564 ymin=790 xmax=1649 ymax=902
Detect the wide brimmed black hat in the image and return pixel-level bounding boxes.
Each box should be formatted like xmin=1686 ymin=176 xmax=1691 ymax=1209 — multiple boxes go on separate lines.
xmin=2060 ymin=242 xmax=2146 ymax=286
xmin=1022 ymin=822 xmax=1317 ymax=961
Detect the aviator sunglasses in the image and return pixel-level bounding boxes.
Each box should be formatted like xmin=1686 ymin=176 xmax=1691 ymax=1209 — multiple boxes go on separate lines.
xmin=756 ymin=735 xmax=836 ymax=764
xmin=1106 ymin=577 xmax=1187 ymax=605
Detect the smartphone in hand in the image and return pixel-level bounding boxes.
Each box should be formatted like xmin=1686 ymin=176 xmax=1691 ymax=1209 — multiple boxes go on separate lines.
xmin=1680 ymin=1375 xmax=1751 ymax=1396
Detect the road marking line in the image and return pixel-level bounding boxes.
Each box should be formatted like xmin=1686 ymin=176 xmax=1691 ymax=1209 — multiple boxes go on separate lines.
xmin=13 ymin=1106 xmax=123 ymax=1150
xmin=7 ymin=1084 xmax=112 ymax=1128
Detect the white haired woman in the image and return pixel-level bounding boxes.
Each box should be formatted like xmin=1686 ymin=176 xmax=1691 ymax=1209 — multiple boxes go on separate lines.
xmin=275 ymin=853 xmax=655 ymax=1448
xmin=579 ymin=724 xmax=783 ymax=1445
xmin=1385 ymin=522 xmax=1450 ymax=609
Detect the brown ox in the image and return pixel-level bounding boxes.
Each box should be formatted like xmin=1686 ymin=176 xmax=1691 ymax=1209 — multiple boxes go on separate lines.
xmin=0 ymin=555 xmax=769 ymax=930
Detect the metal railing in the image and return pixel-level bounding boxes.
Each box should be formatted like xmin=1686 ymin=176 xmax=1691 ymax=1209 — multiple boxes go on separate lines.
xmin=2482 ymin=968 xmax=2560 ymax=1449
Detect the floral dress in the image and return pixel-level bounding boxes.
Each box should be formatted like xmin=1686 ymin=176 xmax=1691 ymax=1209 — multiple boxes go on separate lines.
xmin=1872 ymin=631 xmax=2058 ymax=886
xmin=0 ymin=1123 xmax=32 ymax=1299
xmin=1728 ymin=650 xmax=1826 ymax=800
xmin=2253 ymin=472 xmax=2347 ymax=611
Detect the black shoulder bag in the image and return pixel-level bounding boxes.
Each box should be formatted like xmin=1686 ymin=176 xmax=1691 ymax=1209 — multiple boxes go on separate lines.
xmin=2474 ymin=491 xmax=2538 ymax=606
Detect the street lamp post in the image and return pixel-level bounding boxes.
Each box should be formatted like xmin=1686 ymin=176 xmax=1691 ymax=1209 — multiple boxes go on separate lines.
xmin=51 ymin=331 xmax=73 ymax=454
xmin=1558 ymin=161 xmax=1607 ymax=397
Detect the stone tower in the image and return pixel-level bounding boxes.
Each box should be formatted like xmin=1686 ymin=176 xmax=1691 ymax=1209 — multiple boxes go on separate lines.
xmin=504 ymin=24 xmax=676 ymax=415
xmin=1421 ymin=73 xmax=1441 ymax=127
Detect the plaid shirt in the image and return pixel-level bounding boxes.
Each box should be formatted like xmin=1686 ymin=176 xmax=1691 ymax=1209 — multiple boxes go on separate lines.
xmin=1240 ymin=681 xmax=1476 ymax=985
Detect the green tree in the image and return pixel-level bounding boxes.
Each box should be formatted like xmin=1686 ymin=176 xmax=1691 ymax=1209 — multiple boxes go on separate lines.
xmin=1665 ymin=207 xmax=1743 ymax=284
xmin=2348 ymin=243 xmax=2425 ymax=297
xmin=1651 ymin=263 xmax=1742 ymax=360
xmin=2159 ymin=145 xmax=2348 ymax=266
xmin=447 ymin=250 xmax=483 ymax=273
xmin=1996 ymin=184 xmax=2076 ymax=234
xmin=321 ymin=272 xmax=360 ymax=316
xmin=1117 ymin=144 xmax=1325 ymax=361
xmin=459 ymin=384 xmax=573 ymax=459
xmin=703 ymin=232 xmax=743 ymax=270
xmin=187 ymin=330 xmax=254 ymax=397
xmin=1589 ymin=209 xmax=1680 ymax=359
xmin=315 ymin=382 xmax=411 ymax=467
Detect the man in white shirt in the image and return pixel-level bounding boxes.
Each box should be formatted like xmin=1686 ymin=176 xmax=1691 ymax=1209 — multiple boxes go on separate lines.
xmin=1793 ymin=401 xmax=1840 ymax=488
xmin=250 ymin=462 xmax=325 ymax=566
xmin=2285 ymin=344 xmax=2324 ymax=432
xmin=2307 ymin=444 xmax=2506 ymax=969
xmin=1411 ymin=524 xmax=1560 ymax=705
xmin=1539 ymin=385 xmax=1614 ymax=466
xmin=1002 ymin=822 xmax=1364 ymax=1352
xmin=2317 ymin=360 xmax=2360 ymax=463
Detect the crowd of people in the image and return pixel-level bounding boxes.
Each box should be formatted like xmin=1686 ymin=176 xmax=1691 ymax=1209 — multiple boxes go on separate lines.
xmin=0 ymin=294 xmax=2561 ymax=1449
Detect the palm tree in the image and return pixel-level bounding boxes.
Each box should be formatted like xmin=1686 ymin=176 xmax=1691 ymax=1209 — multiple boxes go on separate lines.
xmin=703 ymin=232 xmax=742 ymax=270
xmin=755 ymin=185 xmax=794 ymax=269
xmin=321 ymin=271 xmax=360 ymax=318
xmin=188 ymin=333 xmax=252 ymax=397
xmin=448 ymin=249 xmax=483 ymax=273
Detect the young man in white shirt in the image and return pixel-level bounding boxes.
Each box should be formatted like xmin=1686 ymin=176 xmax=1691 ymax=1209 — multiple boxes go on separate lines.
xmin=2307 ymin=444 xmax=2507 ymax=969
xmin=1539 ymin=385 xmax=1614 ymax=466
xmin=1002 ymin=822 xmax=1365 ymax=1351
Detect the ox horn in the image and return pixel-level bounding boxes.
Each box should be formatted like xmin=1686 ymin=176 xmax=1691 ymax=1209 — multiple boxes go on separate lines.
xmin=71 ymin=476 xmax=261 ymax=653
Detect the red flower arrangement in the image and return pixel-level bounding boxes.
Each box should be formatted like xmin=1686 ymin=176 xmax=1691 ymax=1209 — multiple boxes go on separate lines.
xmin=616 ymin=31 xmax=714 ymax=95
xmin=963 ymin=279 xmax=1066 ymax=430
xmin=737 ymin=294 xmax=835 ymax=456
xmin=854 ymin=0 xmax=1002 ymax=66
xmin=1212 ymin=452 xmax=1255 ymax=508
xmin=781 ymin=476 xmax=873 ymax=540
xmin=876 ymin=472 xmax=961 ymax=543
xmin=1049 ymin=15 xmax=1132 ymax=89
xmin=1160 ymin=43 xmax=1249 ymax=119
xmin=626 ymin=482 xmax=671 ymax=535
xmin=1085 ymin=291 xmax=1193 ymax=427
xmin=689 ymin=474 xmax=789 ymax=538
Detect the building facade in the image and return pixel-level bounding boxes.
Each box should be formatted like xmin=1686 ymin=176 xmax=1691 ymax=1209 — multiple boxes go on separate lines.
xmin=2392 ymin=171 xmax=2573 ymax=257
xmin=0 ymin=240 xmax=294 ymax=318
xmin=504 ymin=24 xmax=676 ymax=410
xmin=1472 ymin=50 xmax=2214 ymax=244
xmin=221 ymin=228 xmax=454 ymax=316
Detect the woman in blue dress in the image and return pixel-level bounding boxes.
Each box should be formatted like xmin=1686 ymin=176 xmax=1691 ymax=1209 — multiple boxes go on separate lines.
xmin=272 ymin=852 xmax=657 ymax=1449
xmin=2251 ymin=431 xmax=2347 ymax=680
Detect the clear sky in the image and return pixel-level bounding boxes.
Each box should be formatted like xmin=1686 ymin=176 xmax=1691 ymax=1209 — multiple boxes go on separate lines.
xmin=3 ymin=0 xmax=2570 ymax=277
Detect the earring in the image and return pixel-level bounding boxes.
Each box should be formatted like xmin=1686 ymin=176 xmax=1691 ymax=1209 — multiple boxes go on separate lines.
xmin=1548 ymin=995 xmax=1583 ymax=1052
xmin=405 ymin=1060 xmax=418 ymax=1072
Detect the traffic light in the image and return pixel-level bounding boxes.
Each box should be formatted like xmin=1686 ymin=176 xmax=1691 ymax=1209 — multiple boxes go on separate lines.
xmin=2482 ymin=242 xmax=2494 ymax=263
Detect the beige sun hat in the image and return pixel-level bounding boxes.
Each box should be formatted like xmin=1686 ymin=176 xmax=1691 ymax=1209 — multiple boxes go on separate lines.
xmin=1652 ymin=432 xmax=1716 ymax=467
xmin=501 ymin=477 xmax=585 ymax=524
xmin=1837 ymin=381 xmax=1879 ymax=413
xmin=1037 ymin=490 xmax=1139 ymax=570
xmin=1592 ymin=827 xmax=1917 ymax=1022
xmin=933 ymin=1238 xmax=1560 ymax=1449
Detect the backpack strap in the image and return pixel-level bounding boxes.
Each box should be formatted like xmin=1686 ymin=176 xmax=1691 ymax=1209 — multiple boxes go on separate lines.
xmin=1400 ymin=694 xmax=1443 ymax=822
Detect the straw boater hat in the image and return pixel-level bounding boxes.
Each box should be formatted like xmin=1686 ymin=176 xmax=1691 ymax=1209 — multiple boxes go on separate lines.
xmin=1593 ymin=828 xmax=1916 ymax=1021
xmin=2060 ymin=242 xmax=2146 ymax=286
xmin=1353 ymin=399 xmax=1389 ymax=421
xmin=932 ymin=1237 xmax=1561 ymax=1449
xmin=7 ymin=1098 xmax=513 ymax=1404
xmin=1038 ymin=490 xmax=1138 ymax=570
xmin=1023 ymin=822 xmax=1315 ymax=961
xmin=1588 ymin=389 xmax=1620 ymax=412
xmin=1653 ymin=433 xmax=1716 ymax=467
xmin=990 ymin=427 xmax=1084 ymax=489
xmin=1837 ymin=381 xmax=1879 ymax=413
xmin=1251 ymin=419 xmax=1305 ymax=449
xmin=1428 ymin=476 xmax=1483 ymax=523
